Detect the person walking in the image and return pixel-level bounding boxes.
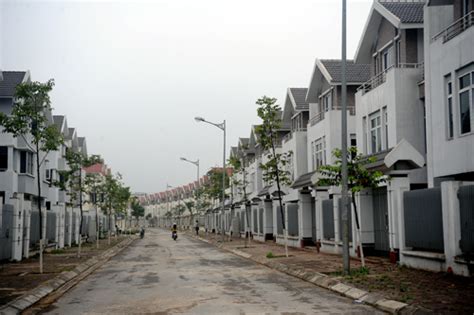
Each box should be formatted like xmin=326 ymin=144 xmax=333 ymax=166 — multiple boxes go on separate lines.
xmin=194 ymin=220 xmax=199 ymax=236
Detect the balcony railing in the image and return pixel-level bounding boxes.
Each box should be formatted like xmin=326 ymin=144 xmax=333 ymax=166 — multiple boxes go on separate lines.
xmin=432 ymin=11 xmax=474 ymax=43
xmin=309 ymin=107 xmax=355 ymax=127
xmin=357 ymin=63 xmax=423 ymax=95
xmin=282 ymin=132 xmax=293 ymax=143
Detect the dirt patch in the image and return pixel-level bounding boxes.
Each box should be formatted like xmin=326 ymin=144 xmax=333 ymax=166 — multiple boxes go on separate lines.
xmin=0 ymin=237 xmax=127 ymax=306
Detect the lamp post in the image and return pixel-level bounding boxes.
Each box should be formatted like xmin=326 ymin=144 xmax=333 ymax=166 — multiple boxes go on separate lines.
xmin=167 ymin=184 xmax=173 ymax=227
xmin=195 ymin=116 xmax=226 ymax=242
xmin=180 ymin=157 xmax=200 ymax=186
xmin=341 ymin=0 xmax=350 ymax=275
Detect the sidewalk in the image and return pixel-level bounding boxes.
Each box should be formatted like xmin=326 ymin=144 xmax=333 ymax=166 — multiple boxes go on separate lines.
xmin=0 ymin=236 xmax=129 ymax=307
xmin=191 ymin=231 xmax=474 ymax=314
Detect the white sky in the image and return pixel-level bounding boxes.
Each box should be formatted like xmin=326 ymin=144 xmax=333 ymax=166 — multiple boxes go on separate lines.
xmin=0 ymin=0 xmax=372 ymax=193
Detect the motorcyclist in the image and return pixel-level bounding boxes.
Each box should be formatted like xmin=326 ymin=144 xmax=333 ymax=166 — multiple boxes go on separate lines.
xmin=140 ymin=227 xmax=145 ymax=239
xmin=194 ymin=220 xmax=199 ymax=236
xmin=171 ymin=223 xmax=178 ymax=240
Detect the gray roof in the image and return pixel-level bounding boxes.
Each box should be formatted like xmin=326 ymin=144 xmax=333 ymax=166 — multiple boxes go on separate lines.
xmin=288 ymin=88 xmax=309 ymax=111
xmin=291 ymin=171 xmax=317 ymax=189
xmin=78 ymin=137 xmax=85 ymax=146
xmin=0 ymin=71 xmax=27 ymax=97
xmin=53 ymin=115 xmax=65 ymax=131
xmin=320 ymin=60 xmax=371 ymax=83
xmin=380 ymin=1 xmax=425 ymax=24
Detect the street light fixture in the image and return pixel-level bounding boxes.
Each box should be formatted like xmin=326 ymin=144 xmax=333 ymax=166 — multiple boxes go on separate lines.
xmin=180 ymin=157 xmax=200 ymax=185
xmin=194 ymin=116 xmax=226 ymax=242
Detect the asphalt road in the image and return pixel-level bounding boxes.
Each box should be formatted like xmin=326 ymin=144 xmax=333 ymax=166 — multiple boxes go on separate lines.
xmin=43 ymin=229 xmax=381 ymax=314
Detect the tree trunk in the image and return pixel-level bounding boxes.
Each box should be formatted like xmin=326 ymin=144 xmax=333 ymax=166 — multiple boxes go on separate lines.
xmin=96 ymin=199 xmax=99 ymax=249
xmin=270 ymin=131 xmax=288 ymax=258
xmin=352 ymin=191 xmax=365 ymax=267
xmin=36 ymin=147 xmax=44 ymax=274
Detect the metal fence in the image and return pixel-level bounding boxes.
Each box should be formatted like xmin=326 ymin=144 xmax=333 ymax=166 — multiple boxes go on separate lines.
xmin=258 ymin=208 xmax=263 ymax=234
xmin=253 ymin=208 xmax=258 ymax=233
xmin=240 ymin=211 xmax=245 ymax=232
xmin=338 ymin=198 xmax=352 ymax=242
xmin=404 ymin=188 xmax=444 ymax=252
xmin=459 ymin=185 xmax=474 ymax=254
xmin=287 ymin=203 xmax=298 ymax=237
xmin=30 ymin=210 xmax=40 ymax=248
xmin=0 ymin=205 xmax=14 ymax=260
xmin=322 ymin=199 xmax=334 ymax=240
xmin=46 ymin=211 xmax=57 ymax=243
xmin=276 ymin=206 xmax=283 ymax=235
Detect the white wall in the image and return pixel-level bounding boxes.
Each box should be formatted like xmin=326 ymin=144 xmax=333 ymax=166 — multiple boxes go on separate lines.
xmin=425 ymin=6 xmax=474 ymax=186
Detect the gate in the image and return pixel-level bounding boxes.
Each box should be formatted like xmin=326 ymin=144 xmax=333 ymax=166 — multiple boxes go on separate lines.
xmin=276 ymin=206 xmax=283 ymax=236
xmin=30 ymin=210 xmax=40 ymax=248
xmin=240 ymin=211 xmax=245 ymax=232
xmin=373 ymin=187 xmax=390 ymax=252
xmin=46 ymin=211 xmax=57 ymax=244
xmin=404 ymin=188 xmax=444 ymax=252
xmin=459 ymin=185 xmax=474 ymax=254
xmin=0 ymin=205 xmax=14 ymax=260
xmin=311 ymin=201 xmax=317 ymax=242
xmin=322 ymin=199 xmax=334 ymax=240
xmin=258 ymin=208 xmax=263 ymax=234
xmin=253 ymin=208 xmax=258 ymax=233
xmin=287 ymin=203 xmax=299 ymax=237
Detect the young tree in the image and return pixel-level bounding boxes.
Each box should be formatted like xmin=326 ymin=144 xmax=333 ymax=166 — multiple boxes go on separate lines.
xmin=84 ymin=171 xmax=105 ymax=249
xmin=102 ymin=173 xmax=131 ymax=244
xmin=0 ymin=79 xmax=64 ymax=274
xmin=317 ymin=147 xmax=386 ymax=268
xmin=56 ymin=152 xmax=102 ymax=257
xmin=254 ymin=96 xmax=292 ymax=257
xmin=228 ymin=150 xmax=251 ymax=247
xmin=131 ymin=200 xmax=145 ymax=219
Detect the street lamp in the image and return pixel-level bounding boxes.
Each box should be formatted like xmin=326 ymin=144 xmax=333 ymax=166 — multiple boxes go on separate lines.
xmin=167 ymin=184 xmax=173 ymax=227
xmin=195 ymin=116 xmax=226 ymax=242
xmin=180 ymin=157 xmax=200 ymax=185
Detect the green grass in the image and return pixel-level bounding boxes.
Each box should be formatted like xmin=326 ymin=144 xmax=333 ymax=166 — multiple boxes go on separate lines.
xmin=50 ymin=249 xmax=66 ymax=254
xmin=266 ymin=251 xmax=275 ymax=259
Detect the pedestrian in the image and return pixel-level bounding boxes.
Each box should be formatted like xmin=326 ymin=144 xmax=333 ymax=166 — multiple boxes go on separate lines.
xmin=194 ymin=220 xmax=199 ymax=236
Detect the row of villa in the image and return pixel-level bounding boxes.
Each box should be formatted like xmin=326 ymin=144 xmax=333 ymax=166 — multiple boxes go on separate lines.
xmin=0 ymin=71 xmax=118 ymax=262
xmin=143 ymin=0 xmax=474 ymax=276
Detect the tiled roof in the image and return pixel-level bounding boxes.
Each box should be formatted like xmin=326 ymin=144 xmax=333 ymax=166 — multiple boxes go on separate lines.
xmin=0 ymin=71 xmax=27 ymax=97
xmin=289 ymin=88 xmax=309 ymax=111
xmin=380 ymin=1 xmax=425 ymax=24
xmin=320 ymin=60 xmax=371 ymax=83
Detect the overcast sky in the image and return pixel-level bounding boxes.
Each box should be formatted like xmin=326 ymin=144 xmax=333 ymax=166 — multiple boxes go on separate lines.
xmin=0 ymin=0 xmax=372 ymax=193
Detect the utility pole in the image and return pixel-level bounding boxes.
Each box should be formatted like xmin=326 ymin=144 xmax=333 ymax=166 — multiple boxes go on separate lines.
xmin=341 ymin=0 xmax=350 ymax=275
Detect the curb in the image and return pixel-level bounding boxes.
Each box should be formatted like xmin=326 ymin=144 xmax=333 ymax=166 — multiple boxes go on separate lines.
xmin=191 ymin=234 xmax=412 ymax=314
xmin=0 ymin=237 xmax=135 ymax=315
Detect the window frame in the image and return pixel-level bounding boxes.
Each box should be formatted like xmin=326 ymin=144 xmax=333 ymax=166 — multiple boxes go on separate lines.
xmin=458 ymin=71 xmax=472 ymax=135
xmin=369 ymin=110 xmax=382 ymax=154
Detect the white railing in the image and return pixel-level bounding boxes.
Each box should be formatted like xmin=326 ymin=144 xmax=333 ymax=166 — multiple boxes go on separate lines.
xmin=357 ymin=63 xmax=423 ymax=95
xmin=432 ymin=11 xmax=474 ymax=43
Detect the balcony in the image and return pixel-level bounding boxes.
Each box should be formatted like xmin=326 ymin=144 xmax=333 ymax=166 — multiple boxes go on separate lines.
xmin=357 ymin=63 xmax=423 ymax=95
xmin=309 ymin=107 xmax=355 ymax=127
xmin=432 ymin=11 xmax=474 ymax=43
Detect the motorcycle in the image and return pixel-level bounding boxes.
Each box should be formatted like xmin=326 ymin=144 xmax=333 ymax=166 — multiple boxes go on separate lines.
xmin=140 ymin=228 xmax=145 ymax=239
xmin=172 ymin=231 xmax=178 ymax=241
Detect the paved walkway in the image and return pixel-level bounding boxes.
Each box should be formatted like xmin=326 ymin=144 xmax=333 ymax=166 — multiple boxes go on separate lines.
xmin=43 ymin=229 xmax=380 ymax=314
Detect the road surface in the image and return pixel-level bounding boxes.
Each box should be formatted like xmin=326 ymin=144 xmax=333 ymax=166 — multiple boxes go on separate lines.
xmin=43 ymin=229 xmax=380 ymax=314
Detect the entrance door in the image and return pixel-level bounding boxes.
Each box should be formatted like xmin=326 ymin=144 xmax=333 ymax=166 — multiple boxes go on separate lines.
xmin=311 ymin=200 xmax=316 ymax=242
xmin=372 ymin=187 xmax=389 ymax=253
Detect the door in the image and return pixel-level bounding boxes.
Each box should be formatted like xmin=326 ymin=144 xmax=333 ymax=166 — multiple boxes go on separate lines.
xmin=372 ymin=187 xmax=389 ymax=253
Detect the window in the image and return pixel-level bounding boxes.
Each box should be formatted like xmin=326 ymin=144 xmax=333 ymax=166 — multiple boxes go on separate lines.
xmin=350 ymin=134 xmax=357 ymax=147
xmin=382 ymin=107 xmax=388 ymax=149
xmin=383 ymin=51 xmax=389 ymax=71
xmin=447 ymin=80 xmax=454 ymax=138
xmin=322 ymin=91 xmax=332 ymax=112
xmin=20 ymin=151 xmax=34 ymax=175
xmin=0 ymin=147 xmax=7 ymax=170
xmin=363 ymin=117 xmax=368 ymax=154
xmin=312 ymin=137 xmax=326 ymax=170
xmin=370 ymin=111 xmax=382 ymax=154
xmin=0 ymin=191 xmax=5 ymax=204
xmin=458 ymin=72 xmax=472 ymax=134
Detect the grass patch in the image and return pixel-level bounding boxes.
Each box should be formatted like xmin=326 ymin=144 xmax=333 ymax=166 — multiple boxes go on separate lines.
xmin=50 ymin=249 xmax=66 ymax=255
xmin=266 ymin=251 xmax=275 ymax=259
